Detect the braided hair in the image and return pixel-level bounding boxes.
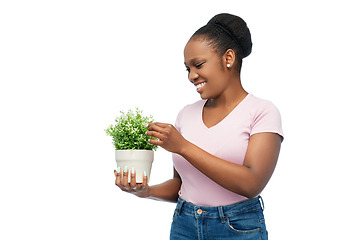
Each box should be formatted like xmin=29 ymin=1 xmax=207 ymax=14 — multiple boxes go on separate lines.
xmin=191 ymin=13 xmax=252 ymax=74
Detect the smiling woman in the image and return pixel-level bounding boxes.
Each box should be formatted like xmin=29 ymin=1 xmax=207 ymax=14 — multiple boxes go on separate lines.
xmin=184 ymin=39 xmax=242 ymax=100
xmin=115 ymin=13 xmax=283 ymax=240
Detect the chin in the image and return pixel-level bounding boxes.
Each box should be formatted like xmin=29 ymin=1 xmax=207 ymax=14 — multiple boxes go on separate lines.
xmin=199 ymin=94 xmax=208 ymax=100
xmin=199 ymin=92 xmax=215 ymax=100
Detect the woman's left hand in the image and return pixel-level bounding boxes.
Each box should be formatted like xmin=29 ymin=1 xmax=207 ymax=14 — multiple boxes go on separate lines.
xmin=147 ymin=122 xmax=188 ymax=154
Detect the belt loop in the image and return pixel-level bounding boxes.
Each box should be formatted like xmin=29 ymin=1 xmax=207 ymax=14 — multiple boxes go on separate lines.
xmin=175 ymin=198 xmax=185 ymax=216
xmin=259 ymin=196 xmax=265 ymax=211
xmin=218 ymin=206 xmax=226 ymax=223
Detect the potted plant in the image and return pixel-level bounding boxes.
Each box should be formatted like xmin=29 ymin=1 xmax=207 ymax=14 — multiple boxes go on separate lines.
xmin=105 ymin=108 xmax=158 ymax=183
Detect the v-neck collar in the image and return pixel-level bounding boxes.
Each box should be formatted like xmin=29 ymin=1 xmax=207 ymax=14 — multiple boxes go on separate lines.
xmin=201 ymin=93 xmax=251 ymax=130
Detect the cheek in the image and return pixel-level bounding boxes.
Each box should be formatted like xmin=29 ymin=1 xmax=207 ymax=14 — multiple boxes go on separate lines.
xmin=210 ymin=77 xmax=230 ymax=96
xmin=201 ymin=80 xmax=224 ymax=99
xmin=208 ymin=71 xmax=226 ymax=88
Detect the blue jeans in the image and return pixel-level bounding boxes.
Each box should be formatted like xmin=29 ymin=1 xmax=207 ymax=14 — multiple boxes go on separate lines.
xmin=170 ymin=196 xmax=268 ymax=240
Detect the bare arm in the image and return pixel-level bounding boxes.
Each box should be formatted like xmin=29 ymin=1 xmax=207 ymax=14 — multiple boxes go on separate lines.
xmin=147 ymin=169 xmax=181 ymax=203
xmin=115 ymin=167 xmax=181 ymax=203
xmin=147 ymin=123 xmax=282 ymax=199
xmin=178 ymin=132 xmax=281 ymax=198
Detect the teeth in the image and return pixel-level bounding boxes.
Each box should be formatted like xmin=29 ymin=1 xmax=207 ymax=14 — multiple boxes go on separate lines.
xmin=196 ymin=82 xmax=206 ymax=89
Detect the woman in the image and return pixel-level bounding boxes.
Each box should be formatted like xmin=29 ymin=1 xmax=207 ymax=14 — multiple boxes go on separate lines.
xmin=115 ymin=13 xmax=283 ymax=239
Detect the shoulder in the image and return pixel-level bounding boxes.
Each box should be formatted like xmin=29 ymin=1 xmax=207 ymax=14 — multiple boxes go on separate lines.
xmin=246 ymin=94 xmax=276 ymax=107
xmin=246 ymin=94 xmax=281 ymax=117
xmin=177 ymin=100 xmax=206 ymax=117
xmin=247 ymin=94 xmax=283 ymax=140
xmin=174 ymin=100 xmax=205 ymax=130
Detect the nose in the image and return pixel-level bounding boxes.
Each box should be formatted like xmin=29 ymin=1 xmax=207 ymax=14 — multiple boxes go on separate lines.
xmin=188 ymin=70 xmax=199 ymax=83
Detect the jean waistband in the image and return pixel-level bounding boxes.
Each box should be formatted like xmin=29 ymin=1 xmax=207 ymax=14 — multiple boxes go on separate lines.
xmin=174 ymin=196 xmax=264 ymax=223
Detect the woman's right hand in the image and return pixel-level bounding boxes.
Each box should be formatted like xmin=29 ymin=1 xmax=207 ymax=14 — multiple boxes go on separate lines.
xmin=114 ymin=167 xmax=150 ymax=198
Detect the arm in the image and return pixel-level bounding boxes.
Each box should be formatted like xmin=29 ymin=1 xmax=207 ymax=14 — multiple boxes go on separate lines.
xmin=147 ymin=123 xmax=282 ymax=199
xmin=147 ymin=169 xmax=181 ymax=203
xmin=179 ymin=132 xmax=281 ymax=198
xmin=115 ymin=167 xmax=181 ymax=203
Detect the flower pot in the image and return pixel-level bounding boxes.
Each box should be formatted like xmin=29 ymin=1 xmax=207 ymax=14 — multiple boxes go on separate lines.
xmin=115 ymin=150 xmax=154 ymax=183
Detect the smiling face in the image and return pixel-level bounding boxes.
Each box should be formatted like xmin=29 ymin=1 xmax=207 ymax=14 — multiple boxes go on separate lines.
xmin=184 ymin=38 xmax=232 ymax=100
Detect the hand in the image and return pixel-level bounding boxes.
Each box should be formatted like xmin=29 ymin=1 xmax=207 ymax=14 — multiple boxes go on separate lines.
xmin=146 ymin=122 xmax=188 ymax=154
xmin=114 ymin=168 xmax=150 ymax=198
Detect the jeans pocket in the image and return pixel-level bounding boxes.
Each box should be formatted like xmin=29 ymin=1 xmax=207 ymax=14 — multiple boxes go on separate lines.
xmin=226 ymin=211 xmax=261 ymax=234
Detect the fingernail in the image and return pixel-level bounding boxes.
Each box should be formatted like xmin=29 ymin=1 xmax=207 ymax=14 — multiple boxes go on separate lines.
xmin=124 ymin=166 xmax=128 ymax=173
xmin=116 ymin=167 xmax=121 ymax=173
xmin=143 ymin=171 xmax=147 ymax=177
xmin=131 ymin=167 xmax=135 ymax=174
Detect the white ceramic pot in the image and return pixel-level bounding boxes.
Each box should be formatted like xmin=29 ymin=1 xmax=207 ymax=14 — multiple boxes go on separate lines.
xmin=115 ymin=150 xmax=154 ymax=183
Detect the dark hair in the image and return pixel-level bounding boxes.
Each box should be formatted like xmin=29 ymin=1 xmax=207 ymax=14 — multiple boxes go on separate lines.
xmin=191 ymin=13 xmax=252 ymax=73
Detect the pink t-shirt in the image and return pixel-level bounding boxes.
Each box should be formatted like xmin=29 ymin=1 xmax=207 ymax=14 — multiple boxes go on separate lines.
xmin=172 ymin=94 xmax=283 ymax=206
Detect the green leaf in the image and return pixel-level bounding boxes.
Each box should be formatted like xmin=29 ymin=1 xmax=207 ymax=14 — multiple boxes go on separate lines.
xmin=104 ymin=108 xmax=158 ymax=151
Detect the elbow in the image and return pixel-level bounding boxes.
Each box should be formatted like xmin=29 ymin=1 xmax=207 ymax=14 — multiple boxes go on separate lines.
xmin=238 ymin=182 xmax=263 ymax=199
xmin=241 ymin=189 xmax=259 ymax=200
xmin=242 ymin=191 xmax=260 ymax=200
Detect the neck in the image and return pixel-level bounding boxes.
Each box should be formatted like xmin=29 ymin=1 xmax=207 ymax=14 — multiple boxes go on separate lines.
xmin=206 ymin=77 xmax=248 ymax=109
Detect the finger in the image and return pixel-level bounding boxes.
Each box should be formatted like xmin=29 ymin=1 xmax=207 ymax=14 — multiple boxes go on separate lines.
xmin=130 ymin=167 xmax=136 ymax=188
xmin=153 ymin=122 xmax=171 ymax=128
xmin=133 ymin=172 xmax=147 ymax=191
xmin=149 ymin=138 xmax=163 ymax=146
xmin=146 ymin=129 xmax=164 ymax=146
xmin=115 ymin=167 xmax=122 ymax=187
xmin=147 ymin=123 xmax=170 ymax=133
xmin=147 ymin=122 xmax=165 ymax=129
xmin=122 ymin=166 xmax=129 ymax=186
xmin=141 ymin=171 xmax=148 ymax=188
xmin=146 ymin=130 xmax=163 ymax=139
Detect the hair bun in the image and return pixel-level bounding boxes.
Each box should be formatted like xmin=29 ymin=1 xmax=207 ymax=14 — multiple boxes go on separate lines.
xmin=207 ymin=13 xmax=252 ymax=58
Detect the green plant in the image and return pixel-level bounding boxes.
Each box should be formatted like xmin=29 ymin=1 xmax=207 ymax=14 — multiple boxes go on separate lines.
xmin=105 ymin=108 xmax=158 ymax=151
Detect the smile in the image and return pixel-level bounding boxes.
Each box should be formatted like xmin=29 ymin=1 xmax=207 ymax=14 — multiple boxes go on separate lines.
xmin=195 ymin=82 xmax=207 ymax=90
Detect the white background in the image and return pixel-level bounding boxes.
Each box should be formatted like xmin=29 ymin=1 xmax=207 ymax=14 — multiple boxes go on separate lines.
xmin=1 ymin=0 xmax=359 ymax=239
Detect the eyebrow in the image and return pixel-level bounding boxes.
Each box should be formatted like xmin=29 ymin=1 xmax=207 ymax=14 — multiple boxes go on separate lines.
xmin=184 ymin=57 xmax=202 ymax=66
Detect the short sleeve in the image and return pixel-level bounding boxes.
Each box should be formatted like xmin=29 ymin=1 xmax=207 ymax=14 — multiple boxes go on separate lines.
xmin=250 ymin=101 xmax=284 ymax=141
xmin=174 ymin=105 xmax=187 ymax=133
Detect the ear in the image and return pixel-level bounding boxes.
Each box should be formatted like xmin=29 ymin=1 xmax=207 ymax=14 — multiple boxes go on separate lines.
xmin=223 ymin=49 xmax=236 ymax=68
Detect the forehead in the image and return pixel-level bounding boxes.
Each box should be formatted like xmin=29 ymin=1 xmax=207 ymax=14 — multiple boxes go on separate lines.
xmin=184 ymin=39 xmax=215 ymax=64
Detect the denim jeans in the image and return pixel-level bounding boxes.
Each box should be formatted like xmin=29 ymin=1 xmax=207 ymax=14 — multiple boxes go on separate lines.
xmin=170 ymin=196 xmax=268 ymax=240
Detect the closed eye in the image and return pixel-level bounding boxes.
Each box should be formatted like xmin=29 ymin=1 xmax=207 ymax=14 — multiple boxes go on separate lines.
xmin=195 ymin=62 xmax=205 ymax=69
xmin=184 ymin=61 xmax=205 ymax=73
